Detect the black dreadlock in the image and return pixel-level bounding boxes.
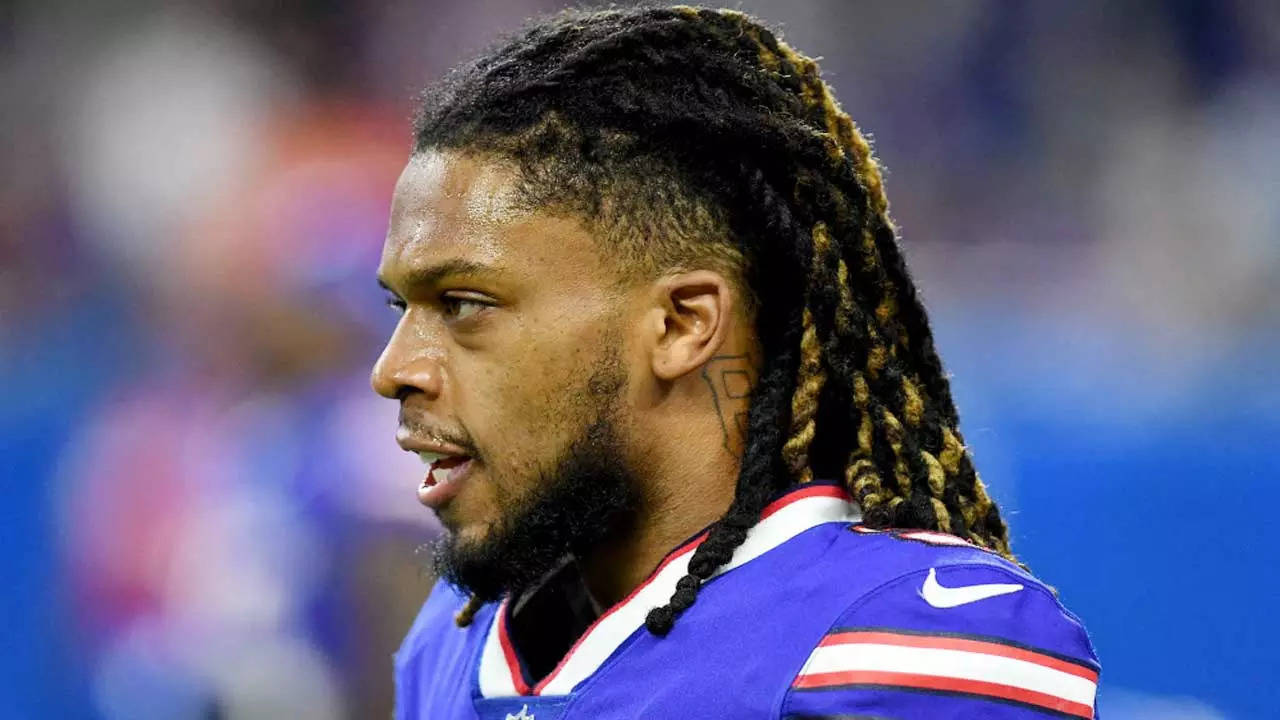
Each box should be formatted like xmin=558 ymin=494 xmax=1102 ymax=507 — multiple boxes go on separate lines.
xmin=414 ymin=5 xmax=1017 ymax=636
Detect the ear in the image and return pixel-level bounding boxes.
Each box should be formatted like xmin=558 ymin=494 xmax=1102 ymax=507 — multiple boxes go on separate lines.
xmin=647 ymin=270 xmax=736 ymax=381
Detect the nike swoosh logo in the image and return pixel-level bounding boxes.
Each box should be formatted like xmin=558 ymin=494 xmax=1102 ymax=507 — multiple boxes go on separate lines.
xmin=920 ymin=568 xmax=1024 ymax=608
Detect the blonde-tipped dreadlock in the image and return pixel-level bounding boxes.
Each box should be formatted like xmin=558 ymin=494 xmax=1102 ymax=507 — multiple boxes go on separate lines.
xmin=780 ymin=223 xmax=834 ymax=485
xmin=751 ymin=20 xmax=1011 ymax=556
xmin=412 ymin=4 xmax=1017 ymax=634
xmin=726 ymin=17 xmax=1008 ymax=557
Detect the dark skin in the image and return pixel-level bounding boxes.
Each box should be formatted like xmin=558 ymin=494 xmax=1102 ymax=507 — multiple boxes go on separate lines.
xmin=372 ymin=150 xmax=758 ymax=607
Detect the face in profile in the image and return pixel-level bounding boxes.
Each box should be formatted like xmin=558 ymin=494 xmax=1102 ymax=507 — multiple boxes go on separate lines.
xmin=372 ymin=150 xmax=642 ymax=598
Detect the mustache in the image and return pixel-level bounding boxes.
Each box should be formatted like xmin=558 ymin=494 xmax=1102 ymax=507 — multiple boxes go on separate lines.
xmin=397 ymin=411 xmax=477 ymax=453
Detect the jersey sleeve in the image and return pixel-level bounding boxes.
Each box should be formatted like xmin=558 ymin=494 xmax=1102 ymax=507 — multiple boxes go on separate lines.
xmin=780 ymin=563 xmax=1101 ymax=719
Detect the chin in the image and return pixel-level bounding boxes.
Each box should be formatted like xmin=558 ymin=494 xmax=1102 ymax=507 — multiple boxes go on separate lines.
xmin=446 ymin=517 xmax=498 ymax=551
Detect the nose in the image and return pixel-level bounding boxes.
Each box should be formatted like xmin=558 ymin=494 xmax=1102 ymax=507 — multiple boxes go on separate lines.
xmin=370 ymin=329 xmax=445 ymax=400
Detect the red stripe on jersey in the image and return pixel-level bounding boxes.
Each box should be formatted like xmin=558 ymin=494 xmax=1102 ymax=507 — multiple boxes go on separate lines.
xmin=761 ymin=484 xmax=850 ymax=519
xmin=818 ymin=630 xmax=1098 ymax=682
xmin=495 ymin=601 xmax=533 ymax=696
xmin=794 ymin=669 xmax=1094 ymax=719
xmin=899 ymin=529 xmax=972 ymax=546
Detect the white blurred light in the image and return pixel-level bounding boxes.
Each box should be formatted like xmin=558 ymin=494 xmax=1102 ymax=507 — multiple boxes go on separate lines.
xmin=1102 ymin=687 xmax=1229 ymax=720
xmin=327 ymin=379 xmax=445 ymax=528
xmin=207 ymin=633 xmax=345 ymax=720
xmin=65 ymin=8 xmax=290 ymax=272
xmin=162 ymin=482 xmax=324 ymax=631
xmin=92 ymin=621 xmax=213 ymax=720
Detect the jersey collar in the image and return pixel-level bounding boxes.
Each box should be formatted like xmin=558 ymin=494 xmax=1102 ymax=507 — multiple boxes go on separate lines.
xmin=476 ymin=482 xmax=861 ymax=698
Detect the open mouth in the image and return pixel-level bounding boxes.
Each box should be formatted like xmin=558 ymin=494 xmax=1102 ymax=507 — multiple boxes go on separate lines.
xmin=416 ymin=450 xmax=475 ymax=509
xmin=419 ymin=451 xmax=471 ymax=486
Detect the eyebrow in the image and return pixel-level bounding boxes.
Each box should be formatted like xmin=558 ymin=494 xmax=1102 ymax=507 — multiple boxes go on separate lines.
xmin=378 ymin=258 xmax=499 ymax=294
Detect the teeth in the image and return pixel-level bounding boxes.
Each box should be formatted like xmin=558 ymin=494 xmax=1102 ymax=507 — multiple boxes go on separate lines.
xmin=417 ymin=451 xmax=446 ymax=466
xmin=431 ymin=467 xmax=452 ymax=485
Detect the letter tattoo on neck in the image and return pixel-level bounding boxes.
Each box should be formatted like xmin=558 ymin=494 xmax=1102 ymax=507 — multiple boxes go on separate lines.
xmin=700 ymin=354 xmax=756 ymax=457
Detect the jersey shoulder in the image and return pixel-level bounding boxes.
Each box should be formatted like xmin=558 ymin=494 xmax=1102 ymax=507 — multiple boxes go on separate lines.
xmin=778 ymin=525 xmax=1101 ymax=719
xmin=394 ymin=579 xmax=492 ymax=720
xmin=396 ymin=578 xmax=471 ymax=664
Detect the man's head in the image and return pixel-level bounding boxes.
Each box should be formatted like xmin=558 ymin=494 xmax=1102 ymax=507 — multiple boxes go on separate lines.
xmin=372 ymin=151 xmax=752 ymax=600
xmin=373 ymin=5 xmax=1014 ymax=635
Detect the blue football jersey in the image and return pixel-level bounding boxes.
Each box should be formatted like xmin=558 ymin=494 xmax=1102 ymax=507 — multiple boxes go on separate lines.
xmin=394 ymin=483 xmax=1100 ymax=719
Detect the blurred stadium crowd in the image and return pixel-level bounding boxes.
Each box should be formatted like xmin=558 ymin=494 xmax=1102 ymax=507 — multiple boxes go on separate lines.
xmin=2 ymin=1 xmax=1276 ymax=718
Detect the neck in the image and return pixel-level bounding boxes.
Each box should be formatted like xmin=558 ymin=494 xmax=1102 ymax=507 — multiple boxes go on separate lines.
xmin=574 ymin=340 xmax=756 ymax=608
xmin=577 ymin=424 xmax=740 ymax=609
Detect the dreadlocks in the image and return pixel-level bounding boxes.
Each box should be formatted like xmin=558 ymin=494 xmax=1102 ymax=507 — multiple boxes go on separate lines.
xmin=414 ymin=4 xmax=1015 ymax=637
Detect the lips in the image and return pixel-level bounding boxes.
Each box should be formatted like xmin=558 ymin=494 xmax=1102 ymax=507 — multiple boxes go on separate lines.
xmin=414 ymin=449 xmax=475 ymax=509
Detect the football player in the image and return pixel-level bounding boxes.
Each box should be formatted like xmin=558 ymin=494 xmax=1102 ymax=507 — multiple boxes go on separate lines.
xmin=373 ymin=6 xmax=1100 ymax=718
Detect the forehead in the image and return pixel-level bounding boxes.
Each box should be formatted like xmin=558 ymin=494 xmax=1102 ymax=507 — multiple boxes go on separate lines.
xmin=380 ymin=150 xmax=611 ymax=284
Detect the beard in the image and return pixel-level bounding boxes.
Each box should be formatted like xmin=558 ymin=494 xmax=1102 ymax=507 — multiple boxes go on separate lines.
xmin=428 ymin=357 xmax=641 ymax=602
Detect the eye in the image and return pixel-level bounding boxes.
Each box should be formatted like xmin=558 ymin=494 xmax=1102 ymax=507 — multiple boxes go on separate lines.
xmin=441 ymin=294 xmax=490 ymax=321
xmin=385 ymin=294 xmax=406 ymax=316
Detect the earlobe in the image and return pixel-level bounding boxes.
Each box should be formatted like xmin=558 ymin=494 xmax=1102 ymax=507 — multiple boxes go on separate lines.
xmin=650 ymin=271 xmax=735 ymax=382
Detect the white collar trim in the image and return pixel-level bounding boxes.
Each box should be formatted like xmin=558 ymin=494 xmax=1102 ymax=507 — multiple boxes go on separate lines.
xmin=476 ymin=484 xmax=860 ymax=698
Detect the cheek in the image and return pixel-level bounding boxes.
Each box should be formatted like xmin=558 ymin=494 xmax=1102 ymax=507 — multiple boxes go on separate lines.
xmin=465 ymin=342 xmax=606 ymax=482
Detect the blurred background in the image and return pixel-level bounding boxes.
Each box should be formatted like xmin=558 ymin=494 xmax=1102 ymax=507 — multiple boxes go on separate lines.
xmin=2 ymin=1 xmax=1276 ymax=718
